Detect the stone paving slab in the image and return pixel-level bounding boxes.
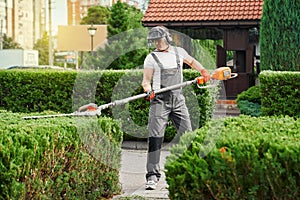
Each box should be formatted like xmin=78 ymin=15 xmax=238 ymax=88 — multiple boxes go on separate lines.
xmin=113 ymin=148 xmax=170 ymax=199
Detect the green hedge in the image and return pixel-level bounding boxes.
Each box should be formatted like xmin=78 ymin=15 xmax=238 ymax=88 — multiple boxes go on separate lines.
xmin=260 ymin=0 xmax=300 ymax=71
xmin=0 ymin=70 xmax=77 ymax=113
xmin=0 ymin=69 xmax=218 ymax=141
xmin=236 ymin=86 xmax=261 ymax=104
xmin=165 ymin=115 xmax=300 ymax=199
xmin=0 ymin=110 xmax=123 ymax=199
xmin=259 ymin=71 xmax=300 ymax=117
xmin=236 ymin=86 xmax=261 ymax=117
xmin=237 ymin=100 xmax=261 ymax=117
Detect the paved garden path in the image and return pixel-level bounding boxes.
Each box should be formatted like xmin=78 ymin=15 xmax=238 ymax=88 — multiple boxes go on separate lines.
xmin=113 ymin=142 xmax=170 ymax=199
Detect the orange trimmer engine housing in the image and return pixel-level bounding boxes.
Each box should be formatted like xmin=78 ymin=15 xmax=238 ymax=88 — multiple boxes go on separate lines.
xmin=211 ymin=67 xmax=232 ymax=80
xmin=197 ymin=67 xmax=233 ymax=85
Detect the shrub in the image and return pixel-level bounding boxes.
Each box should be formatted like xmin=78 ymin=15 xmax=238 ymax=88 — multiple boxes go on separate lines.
xmin=236 ymin=85 xmax=261 ymax=104
xmin=0 ymin=111 xmax=123 ymax=199
xmin=259 ymin=71 xmax=300 ymax=117
xmin=0 ymin=69 xmax=218 ymax=142
xmin=165 ymin=115 xmax=300 ymax=199
xmin=0 ymin=69 xmax=77 ymax=113
xmin=237 ymin=100 xmax=261 ymax=117
xmin=260 ymin=0 xmax=300 ymax=71
xmin=236 ymin=86 xmax=261 ymax=117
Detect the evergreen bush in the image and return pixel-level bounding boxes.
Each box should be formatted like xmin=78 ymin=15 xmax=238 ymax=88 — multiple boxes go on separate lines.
xmin=260 ymin=0 xmax=300 ymax=71
xmin=237 ymin=100 xmax=261 ymax=117
xmin=236 ymin=86 xmax=261 ymax=117
xmin=165 ymin=115 xmax=300 ymax=199
xmin=0 ymin=69 xmax=217 ymax=141
xmin=236 ymin=85 xmax=261 ymax=104
xmin=0 ymin=111 xmax=123 ymax=199
xmin=259 ymin=71 xmax=300 ymax=117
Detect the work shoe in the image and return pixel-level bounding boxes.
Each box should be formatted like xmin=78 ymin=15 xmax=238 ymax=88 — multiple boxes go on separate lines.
xmin=145 ymin=180 xmax=157 ymax=190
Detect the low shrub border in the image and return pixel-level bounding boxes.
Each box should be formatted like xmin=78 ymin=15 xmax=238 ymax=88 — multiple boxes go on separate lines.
xmin=165 ymin=115 xmax=300 ymax=199
xmin=236 ymin=85 xmax=262 ymax=117
xmin=237 ymin=100 xmax=261 ymax=117
xmin=236 ymin=85 xmax=261 ymax=105
xmin=259 ymin=71 xmax=300 ymax=117
xmin=0 ymin=110 xmax=123 ymax=199
xmin=0 ymin=69 xmax=218 ymax=141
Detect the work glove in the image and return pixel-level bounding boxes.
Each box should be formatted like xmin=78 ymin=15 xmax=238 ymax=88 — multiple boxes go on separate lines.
xmin=200 ymin=69 xmax=210 ymax=83
xmin=196 ymin=76 xmax=205 ymax=85
xmin=145 ymin=90 xmax=155 ymax=101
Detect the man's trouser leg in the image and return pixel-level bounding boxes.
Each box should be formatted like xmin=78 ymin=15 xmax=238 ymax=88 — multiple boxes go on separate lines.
xmin=146 ymin=97 xmax=170 ymax=181
xmin=170 ymin=92 xmax=192 ymax=138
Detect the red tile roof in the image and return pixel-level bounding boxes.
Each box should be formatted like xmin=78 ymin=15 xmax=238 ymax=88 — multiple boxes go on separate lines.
xmin=142 ymin=0 xmax=264 ymax=24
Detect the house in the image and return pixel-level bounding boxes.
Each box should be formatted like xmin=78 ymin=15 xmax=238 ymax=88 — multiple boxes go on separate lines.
xmin=142 ymin=0 xmax=264 ymax=99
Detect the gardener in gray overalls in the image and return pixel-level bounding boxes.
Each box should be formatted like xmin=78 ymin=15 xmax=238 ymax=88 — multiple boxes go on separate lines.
xmin=142 ymin=26 xmax=211 ymax=190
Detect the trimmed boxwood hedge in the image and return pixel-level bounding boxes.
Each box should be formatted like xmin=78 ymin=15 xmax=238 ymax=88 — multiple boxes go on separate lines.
xmin=165 ymin=115 xmax=300 ymax=199
xmin=0 ymin=69 xmax=218 ymax=141
xmin=259 ymin=71 xmax=300 ymax=117
xmin=236 ymin=85 xmax=262 ymax=117
xmin=0 ymin=110 xmax=123 ymax=199
xmin=236 ymin=85 xmax=261 ymax=104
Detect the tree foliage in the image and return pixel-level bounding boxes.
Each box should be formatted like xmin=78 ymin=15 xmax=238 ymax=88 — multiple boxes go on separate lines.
xmin=82 ymin=1 xmax=148 ymax=70
xmin=260 ymin=0 xmax=300 ymax=71
xmin=91 ymin=28 xmax=148 ymax=70
xmin=107 ymin=0 xmax=144 ymax=37
xmin=33 ymin=32 xmax=49 ymax=65
xmin=80 ymin=6 xmax=110 ymax=25
xmin=2 ymin=34 xmax=22 ymax=49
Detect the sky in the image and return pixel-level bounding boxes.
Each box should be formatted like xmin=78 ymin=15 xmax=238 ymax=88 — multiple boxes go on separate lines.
xmin=51 ymin=0 xmax=68 ymax=34
xmin=49 ymin=0 xmax=149 ymax=34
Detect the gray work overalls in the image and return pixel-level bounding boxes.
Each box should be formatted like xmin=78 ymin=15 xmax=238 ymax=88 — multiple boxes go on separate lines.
xmin=146 ymin=48 xmax=192 ymax=182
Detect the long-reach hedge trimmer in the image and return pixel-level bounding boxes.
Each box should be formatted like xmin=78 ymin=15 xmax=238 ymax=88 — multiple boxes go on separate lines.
xmin=22 ymin=67 xmax=237 ymax=120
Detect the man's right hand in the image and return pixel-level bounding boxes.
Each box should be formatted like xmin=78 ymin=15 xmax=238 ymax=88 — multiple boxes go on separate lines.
xmin=145 ymin=90 xmax=155 ymax=101
xmin=200 ymin=69 xmax=210 ymax=83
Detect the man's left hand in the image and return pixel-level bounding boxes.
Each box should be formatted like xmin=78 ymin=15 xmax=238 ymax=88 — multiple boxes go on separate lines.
xmin=145 ymin=90 xmax=155 ymax=101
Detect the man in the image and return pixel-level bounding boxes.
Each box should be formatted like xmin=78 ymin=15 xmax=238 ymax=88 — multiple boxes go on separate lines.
xmin=142 ymin=26 xmax=210 ymax=190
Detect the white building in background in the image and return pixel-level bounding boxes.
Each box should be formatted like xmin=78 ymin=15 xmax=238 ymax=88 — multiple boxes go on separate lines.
xmin=14 ymin=0 xmax=35 ymax=49
xmin=33 ymin=0 xmax=47 ymax=44
xmin=0 ymin=0 xmax=47 ymax=50
xmin=0 ymin=0 xmax=10 ymax=50
xmin=0 ymin=0 xmax=142 ymax=50
xmin=0 ymin=0 xmax=7 ymax=36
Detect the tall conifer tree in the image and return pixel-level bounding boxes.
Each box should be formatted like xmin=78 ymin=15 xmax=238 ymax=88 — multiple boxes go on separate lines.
xmin=260 ymin=0 xmax=300 ymax=71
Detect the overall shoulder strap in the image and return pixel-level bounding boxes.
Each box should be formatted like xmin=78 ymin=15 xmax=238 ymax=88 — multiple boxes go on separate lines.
xmin=173 ymin=46 xmax=181 ymax=70
xmin=151 ymin=52 xmax=163 ymax=69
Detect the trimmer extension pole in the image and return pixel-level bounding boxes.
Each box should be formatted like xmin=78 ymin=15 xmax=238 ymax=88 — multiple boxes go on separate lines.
xmin=96 ymin=79 xmax=215 ymax=109
xmin=22 ymin=79 xmax=205 ymax=120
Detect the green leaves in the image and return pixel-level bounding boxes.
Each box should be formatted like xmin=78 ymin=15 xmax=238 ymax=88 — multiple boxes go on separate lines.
xmin=236 ymin=85 xmax=262 ymax=117
xmin=0 ymin=112 xmax=123 ymax=199
xmin=259 ymin=71 xmax=300 ymax=117
xmin=0 ymin=69 xmax=217 ymax=142
xmin=165 ymin=115 xmax=300 ymax=199
xmin=80 ymin=6 xmax=110 ymax=25
xmin=237 ymin=100 xmax=261 ymax=117
xmin=260 ymin=0 xmax=300 ymax=71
